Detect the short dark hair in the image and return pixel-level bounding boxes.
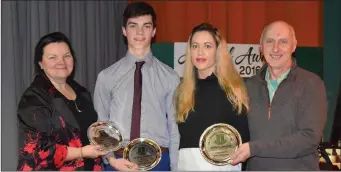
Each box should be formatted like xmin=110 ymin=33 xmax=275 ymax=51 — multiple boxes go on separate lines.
xmin=34 ymin=32 xmax=76 ymax=80
xmin=123 ymin=1 xmax=156 ymax=28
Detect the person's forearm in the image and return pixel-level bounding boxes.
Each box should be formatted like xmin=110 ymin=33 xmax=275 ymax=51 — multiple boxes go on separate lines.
xmin=65 ymin=147 xmax=82 ymax=161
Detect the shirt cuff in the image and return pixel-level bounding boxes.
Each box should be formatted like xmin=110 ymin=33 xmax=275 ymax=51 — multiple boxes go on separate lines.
xmin=102 ymin=151 xmax=115 ymax=164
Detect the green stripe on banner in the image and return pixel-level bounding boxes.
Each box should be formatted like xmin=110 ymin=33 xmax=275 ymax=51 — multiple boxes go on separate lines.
xmin=151 ymin=43 xmax=174 ymax=68
xmin=295 ymin=47 xmax=323 ymax=79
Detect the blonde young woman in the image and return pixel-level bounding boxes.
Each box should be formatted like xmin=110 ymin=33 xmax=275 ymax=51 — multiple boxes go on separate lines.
xmin=176 ymin=23 xmax=250 ymax=171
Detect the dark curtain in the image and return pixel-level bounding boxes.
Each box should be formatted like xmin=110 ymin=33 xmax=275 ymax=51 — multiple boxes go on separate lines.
xmin=1 ymin=1 xmax=128 ymax=170
xmin=331 ymin=83 xmax=341 ymax=143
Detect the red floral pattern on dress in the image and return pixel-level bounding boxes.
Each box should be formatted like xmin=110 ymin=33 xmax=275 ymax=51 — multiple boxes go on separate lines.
xmin=48 ymin=87 xmax=56 ymax=95
xmin=93 ymin=164 xmax=102 ymax=171
xmin=53 ymin=144 xmax=67 ymax=168
xmin=69 ymin=138 xmax=82 ymax=147
xmin=38 ymin=149 xmax=49 ymax=160
xmin=77 ymin=160 xmax=84 ymax=167
xmin=60 ymin=166 xmax=76 ymax=171
xmin=18 ymin=122 xmax=97 ymax=171
xmin=39 ymin=160 xmax=47 ymax=168
xmin=59 ymin=116 xmax=66 ymax=128
xmin=21 ymin=163 xmax=33 ymax=171
xmin=22 ymin=132 xmax=40 ymax=154
xmin=93 ymin=158 xmax=102 ymax=171
xmin=23 ymin=142 xmax=36 ymax=154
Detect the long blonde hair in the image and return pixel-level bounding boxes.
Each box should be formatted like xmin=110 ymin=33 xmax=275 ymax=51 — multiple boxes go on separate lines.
xmin=175 ymin=23 xmax=249 ymax=123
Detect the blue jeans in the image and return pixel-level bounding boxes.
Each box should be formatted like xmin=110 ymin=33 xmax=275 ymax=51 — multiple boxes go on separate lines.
xmin=104 ymin=150 xmax=171 ymax=171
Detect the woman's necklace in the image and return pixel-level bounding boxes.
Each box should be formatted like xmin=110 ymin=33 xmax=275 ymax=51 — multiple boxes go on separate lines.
xmin=72 ymin=99 xmax=82 ymax=113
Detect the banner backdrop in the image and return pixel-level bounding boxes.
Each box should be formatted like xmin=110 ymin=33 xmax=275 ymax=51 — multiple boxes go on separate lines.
xmin=174 ymin=42 xmax=263 ymax=77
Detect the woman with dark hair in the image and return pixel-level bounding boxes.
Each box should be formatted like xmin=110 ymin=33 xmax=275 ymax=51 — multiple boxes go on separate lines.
xmin=17 ymin=32 xmax=107 ymax=171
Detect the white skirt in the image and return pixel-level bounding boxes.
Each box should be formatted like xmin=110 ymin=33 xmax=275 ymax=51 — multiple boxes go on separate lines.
xmin=178 ymin=148 xmax=241 ymax=171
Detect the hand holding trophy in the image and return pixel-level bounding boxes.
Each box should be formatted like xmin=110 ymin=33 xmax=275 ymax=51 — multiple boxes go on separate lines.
xmin=88 ymin=122 xmax=162 ymax=171
xmin=88 ymin=121 xmax=123 ymax=152
xmin=123 ymin=138 xmax=162 ymax=170
xmin=199 ymin=123 xmax=242 ymax=165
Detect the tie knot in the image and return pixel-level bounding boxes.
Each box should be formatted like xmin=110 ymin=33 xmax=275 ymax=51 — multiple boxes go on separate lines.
xmin=135 ymin=61 xmax=145 ymax=69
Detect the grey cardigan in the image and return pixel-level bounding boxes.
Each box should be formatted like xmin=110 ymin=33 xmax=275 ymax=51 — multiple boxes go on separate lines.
xmin=246 ymin=60 xmax=327 ymax=170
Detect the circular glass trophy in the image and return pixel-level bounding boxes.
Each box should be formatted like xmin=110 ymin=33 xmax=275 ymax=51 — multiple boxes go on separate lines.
xmin=87 ymin=122 xmax=123 ymax=152
xmin=199 ymin=123 xmax=242 ymax=165
xmin=123 ymin=138 xmax=162 ymax=171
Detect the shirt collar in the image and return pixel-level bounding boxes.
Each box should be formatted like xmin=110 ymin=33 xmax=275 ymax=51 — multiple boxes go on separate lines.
xmin=124 ymin=50 xmax=154 ymax=67
xmin=265 ymin=66 xmax=291 ymax=83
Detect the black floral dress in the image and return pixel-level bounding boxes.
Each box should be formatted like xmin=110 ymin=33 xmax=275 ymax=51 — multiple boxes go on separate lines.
xmin=17 ymin=74 xmax=102 ymax=171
